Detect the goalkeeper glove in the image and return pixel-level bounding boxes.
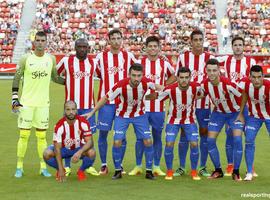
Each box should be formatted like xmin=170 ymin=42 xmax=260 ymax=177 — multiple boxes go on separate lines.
xmin=12 ymin=91 xmax=23 ymax=113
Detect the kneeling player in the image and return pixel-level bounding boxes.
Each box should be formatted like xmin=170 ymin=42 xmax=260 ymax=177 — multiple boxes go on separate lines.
xmin=158 ymin=67 xmax=200 ymax=180
xmin=43 ymin=101 xmax=96 ymax=182
xmin=237 ymin=65 xmax=270 ymax=181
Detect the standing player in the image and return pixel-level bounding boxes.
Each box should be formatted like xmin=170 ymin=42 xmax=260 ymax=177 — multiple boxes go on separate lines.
xmin=236 ymin=65 xmax=270 ymax=181
xmin=84 ymin=63 xmax=163 ymax=180
xmin=56 ymin=38 xmax=98 ymax=176
xmin=11 ymin=31 xmax=65 ymax=178
xmin=129 ymin=36 xmax=176 ymax=176
xmin=95 ymin=29 xmax=137 ymax=175
xmin=200 ymin=58 xmax=244 ymax=181
xmin=43 ymin=101 xmax=96 ymax=182
xmin=219 ymin=36 xmax=257 ymax=176
xmin=158 ymin=67 xmax=201 ymax=181
xmin=174 ymin=30 xmax=213 ymax=177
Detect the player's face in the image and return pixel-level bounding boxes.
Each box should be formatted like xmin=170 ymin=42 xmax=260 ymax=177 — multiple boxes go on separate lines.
xmin=75 ymin=41 xmax=88 ymax=59
xmin=146 ymin=41 xmax=160 ymax=57
xmin=206 ymin=64 xmax=220 ymax=82
xmin=191 ymin=34 xmax=203 ymax=51
xmin=34 ymin=35 xmax=47 ymax=51
xmin=129 ymin=69 xmax=143 ymax=87
xmin=64 ymin=103 xmax=77 ymax=120
xmin=250 ymin=71 xmax=263 ymax=88
xmin=177 ymin=72 xmax=191 ymax=89
xmin=232 ymin=40 xmax=244 ymax=56
xmin=109 ymin=33 xmax=123 ymax=50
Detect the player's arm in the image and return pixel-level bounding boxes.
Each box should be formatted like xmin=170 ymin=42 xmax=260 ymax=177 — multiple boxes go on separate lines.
xmin=166 ymin=74 xmax=177 ymax=85
xmin=83 ymin=95 xmax=108 ymax=119
xmin=54 ymin=142 xmax=66 ymax=182
xmin=11 ymin=55 xmax=26 ymax=112
xmin=71 ymin=135 xmax=93 ymax=163
xmin=51 ymin=55 xmax=65 ymax=85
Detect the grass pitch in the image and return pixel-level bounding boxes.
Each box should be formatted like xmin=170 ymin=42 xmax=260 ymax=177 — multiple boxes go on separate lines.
xmin=0 ymin=80 xmax=269 ymax=200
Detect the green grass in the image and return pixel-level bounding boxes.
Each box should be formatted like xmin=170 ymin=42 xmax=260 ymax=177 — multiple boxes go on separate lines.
xmin=0 ymin=80 xmax=270 ymax=200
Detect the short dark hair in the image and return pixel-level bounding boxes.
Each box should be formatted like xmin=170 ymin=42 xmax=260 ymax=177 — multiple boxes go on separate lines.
xmin=75 ymin=38 xmax=88 ymax=46
xmin=108 ymin=29 xmax=122 ymax=39
xmin=129 ymin=63 xmax=143 ymax=73
xmin=231 ymin=36 xmax=244 ymax=46
xmin=35 ymin=31 xmax=47 ymax=40
xmin=250 ymin=65 xmax=263 ymax=75
xmin=206 ymin=58 xmax=219 ymax=67
xmin=177 ymin=67 xmax=191 ymax=76
xmin=190 ymin=29 xmax=203 ymax=40
xmin=145 ymin=36 xmax=160 ymax=46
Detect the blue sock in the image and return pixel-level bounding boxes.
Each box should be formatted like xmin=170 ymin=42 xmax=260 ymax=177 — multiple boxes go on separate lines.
xmin=245 ymin=142 xmax=254 ymax=174
xmin=233 ymin=135 xmax=243 ymax=170
xmin=80 ymin=156 xmax=95 ymax=171
xmin=121 ymin=138 xmax=127 ymax=164
xmin=112 ymin=145 xmax=122 ymax=170
xmin=45 ymin=157 xmax=58 ymax=169
xmin=152 ymin=128 xmax=162 ymax=166
xmin=135 ymin=139 xmax=144 ymax=166
xmin=199 ymin=135 xmax=208 ymax=167
xmin=98 ymin=130 xmax=108 ymax=165
xmin=64 ymin=157 xmax=71 ymax=168
xmin=178 ymin=134 xmax=189 ymax=168
xmin=207 ymin=137 xmax=221 ymax=169
xmin=164 ymin=146 xmax=174 ymax=170
xmin=225 ymin=128 xmax=234 ymax=164
xmin=144 ymin=145 xmax=154 ymax=170
xmin=190 ymin=146 xmax=199 ymax=170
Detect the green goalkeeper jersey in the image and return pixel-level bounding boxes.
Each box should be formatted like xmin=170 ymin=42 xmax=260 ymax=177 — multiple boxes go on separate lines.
xmin=19 ymin=53 xmax=55 ymax=107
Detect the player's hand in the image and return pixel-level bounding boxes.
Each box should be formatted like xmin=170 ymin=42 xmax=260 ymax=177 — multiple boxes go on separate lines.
xmin=82 ymin=111 xmax=93 ymax=120
xmin=12 ymin=99 xmax=23 ymax=113
xmin=159 ymin=54 xmax=169 ymax=62
xmin=145 ymin=92 xmax=158 ymax=100
xmin=71 ymin=150 xmax=82 ymax=163
xmin=57 ymin=168 xmax=66 ymax=183
xmin=235 ymin=113 xmax=245 ymax=124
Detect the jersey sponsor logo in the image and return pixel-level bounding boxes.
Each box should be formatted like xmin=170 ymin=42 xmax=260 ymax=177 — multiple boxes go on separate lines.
xmin=230 ymin=72 xmax=245 ymax=81
xmin=176 ymin=104 xmax=192 ymax=111
xmin=252 ymin=96 xmax=266 ymax=105
xmin=128 ymin=99 xmax=140 ymax=106
xmin=32 ymin=70 xmax=48 ymax=79
xmin=108 ymin=66 xmax=125 ymax=75
xmin=213 ymin=98 xmax=227 ymax=105
xmin=73 ymin=71 xmax=92 ymax=79
xmin=191 ymin=70 xmax=204 ymax=79
xmin=145 ymin=74 xmax=161 ymax=81
xmin=64 ymin=138 xmax=81 ymax=148
xmin=245 ymin=125 xmax=256 ymax=130
xmin=209 ymin=122 xmax=218 ymax=126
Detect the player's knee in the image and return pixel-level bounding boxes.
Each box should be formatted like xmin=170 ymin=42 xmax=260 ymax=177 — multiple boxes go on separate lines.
xmin=86 ymin=148 xmax=96 ymax=159
xmin=199 ymin=128 xmax=208 ymax=136
xmin=43 ymin=149 xmax=54 ymax=160
xmin=166 ymin=142 xmax=174 ymax=147
xmin=35 ymin=131 xmax=46 ymax=139
xmin=143 ymin=139 xmax=152 ymax=147
xmin=19 ymin=129 xmax=31 ymax=140
xmin=114 ymin=140 xmax=122 ymax=147
xmin=190 ymin=141 xmax=198 ymax=148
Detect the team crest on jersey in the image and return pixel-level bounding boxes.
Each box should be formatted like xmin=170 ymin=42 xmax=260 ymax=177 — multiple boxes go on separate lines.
xmin=73 ymin=71 xmax=92 ymax=79
xmin=191 ymin=70 xmax=204 ymax=78
xmin=108 ymin=66 xmax=125 ymax=74
xmin=146 ymin=74 xmax=161 ymax=81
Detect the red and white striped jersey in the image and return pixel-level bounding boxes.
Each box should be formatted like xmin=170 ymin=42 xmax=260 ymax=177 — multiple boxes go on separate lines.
xmin=106 ymin=77 xmax=155 ymax=118
xmin=239 ymin=78 xmax=270 ymax=119
xmin=220 ymin=55 xmax=256 ymax=83
xmin=95 ymin=50 xmax=137 ymax=104
xmin=53 ymin=115 xmax=92 ymax=150
xmin=158 ymin=82 xmax=199 ymax=124
xmin=140 ymin=56 xmax=175 ymax=112
xmin=201 ymin=77 xmax=242 ymax=113
xmin=176 ymin=51 xmax=213 ymax=109
xmin=56 ymin=55 xmax=96 ymax=109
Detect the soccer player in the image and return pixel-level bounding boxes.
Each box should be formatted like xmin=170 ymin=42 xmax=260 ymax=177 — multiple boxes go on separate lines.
xmin=174 ymin=29 xmax=213 ymax=177
xmin=200 ymin=58 xmax=244 ymax=181
xmin=43 ymin=101 xmax=96 ymax=182
xmin=219 ymin=36 xmax=257 ymax=176
xmin=236 ymin=65 xmax=270 ymax=181
xmin=95 ymin=29 xmax=137 ymax=175
xmin=158 ymin=67 xmax=201 ymax=181
xmin=84 ymin=63 xmax=163 ymax=180
xmin=56 ymin=38 xmax=98 ymax=176
xmin=11 ymin=31 xmax=65 ymax=178
xmin=129 ymin=36 xmax=176 ymax=176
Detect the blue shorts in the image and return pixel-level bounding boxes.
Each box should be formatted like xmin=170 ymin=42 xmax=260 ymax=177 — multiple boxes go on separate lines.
xmin=165 ymin=123 xmax=199 ymax=143
xmin=195 ymin=108 xmax=211 ymax=128
xmin=225 ymin=106 xmax=249 ymax=133
xmin=48 ymin=145 xmax=81 ymax=158
xmin=97 ymin=104 xmax=116 ymax=131
xmin=245 ymin=117 xmax=270 ymax=141
xmin=113 ymin=115 xmax=152 ymax=141
xmin=208 ymin=111 xmax=244 ymax=133
xmin=146 ymin=111 xmax=165 ymax=131
xmin=78 ymin=108 xmax=96 ymax=133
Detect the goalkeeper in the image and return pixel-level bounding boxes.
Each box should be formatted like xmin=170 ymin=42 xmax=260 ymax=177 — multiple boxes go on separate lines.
xmin=12 ymin=31 xmax=65 ymax=178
